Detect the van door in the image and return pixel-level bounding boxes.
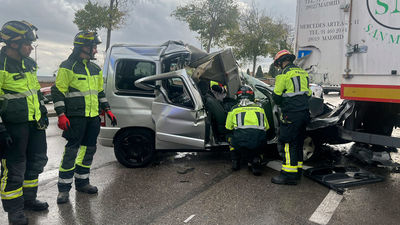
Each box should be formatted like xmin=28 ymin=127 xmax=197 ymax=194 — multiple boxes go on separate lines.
xmin=136 ymin=69 xmax=207 ymax=150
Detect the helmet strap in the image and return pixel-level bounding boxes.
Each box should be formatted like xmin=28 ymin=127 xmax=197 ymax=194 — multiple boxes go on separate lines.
xmin=275 ymin=61 xmax=282 ymax=69
xmin=78 ymin=46 xmax=96 ymax=60
xmin=17 ymin=43 xmax=25 ymax=58
xmin=6 ymin=42 xmax=23 ymax=60
xmin=89 ymin=45 xmax=95 ymax=60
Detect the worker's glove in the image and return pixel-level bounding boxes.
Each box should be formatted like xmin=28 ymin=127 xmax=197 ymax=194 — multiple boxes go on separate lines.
xmin=58 ymin=114 xmax=70 ymax=131
xmin=36 ymin=113 xmax=49 ymax=130
xmin=106 ymin=110 xmax=117 ymax=126
xmin=0 ymin=124 xmax=12 ymax=150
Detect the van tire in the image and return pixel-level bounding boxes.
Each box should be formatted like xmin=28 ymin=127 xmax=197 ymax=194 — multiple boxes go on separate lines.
xmin=303 ymin=135 xmax=321 ymax=162
xmin=114 ymin=128 xmax=155 ymax=168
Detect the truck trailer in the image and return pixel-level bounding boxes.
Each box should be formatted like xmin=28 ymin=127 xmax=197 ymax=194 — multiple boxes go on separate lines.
xmin=295 ymin=0 xmax=400 ymax=151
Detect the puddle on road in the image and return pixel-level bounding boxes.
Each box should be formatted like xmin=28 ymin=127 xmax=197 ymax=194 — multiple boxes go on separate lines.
xmin=174 ymin=152 xmax=198 ymax=159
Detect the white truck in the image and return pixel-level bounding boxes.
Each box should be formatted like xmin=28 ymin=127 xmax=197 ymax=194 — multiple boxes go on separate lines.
xmin=295 ymin=0 xmax=400 ymax=152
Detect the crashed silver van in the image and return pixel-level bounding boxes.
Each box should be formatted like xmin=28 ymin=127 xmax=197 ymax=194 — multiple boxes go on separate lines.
xmin=99 ymin=41 xmax=353 ymax=168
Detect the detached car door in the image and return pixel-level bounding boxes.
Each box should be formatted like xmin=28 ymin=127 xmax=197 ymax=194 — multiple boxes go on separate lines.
xmin=135 ymin=69 xmax=207 ymax=150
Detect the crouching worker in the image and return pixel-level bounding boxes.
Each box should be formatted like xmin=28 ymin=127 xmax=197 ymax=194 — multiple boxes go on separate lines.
xmin=225 ymin=85 xmax=269 ymax=176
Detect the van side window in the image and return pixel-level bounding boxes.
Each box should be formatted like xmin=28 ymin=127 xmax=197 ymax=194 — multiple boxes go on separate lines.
xmin=115 ymin=59 xmax=156 ymax=92
xmin=162 ymin=77 xmax=194 ymax=108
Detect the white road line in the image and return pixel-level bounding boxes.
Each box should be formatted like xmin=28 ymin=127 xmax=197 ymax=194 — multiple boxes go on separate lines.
xmin=267 ymin=160 xmax=342 ymax=225
xmin=184 ymin=214 xmax=195 ymax=223
xmin=309 ymin=190 xmax=343 ymax=225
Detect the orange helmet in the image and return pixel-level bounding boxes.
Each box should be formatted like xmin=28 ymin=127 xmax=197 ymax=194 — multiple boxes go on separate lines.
xmin=273 ymin=49 xmax=296 ymax=67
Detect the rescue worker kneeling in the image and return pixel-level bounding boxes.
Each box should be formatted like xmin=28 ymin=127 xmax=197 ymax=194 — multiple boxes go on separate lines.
xmin=51 ymin=31 xmax=117 ymax=204
xmin=225 ymin=85 xmax=269 ymax=176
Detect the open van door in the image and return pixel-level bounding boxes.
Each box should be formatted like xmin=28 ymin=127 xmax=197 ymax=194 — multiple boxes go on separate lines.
xmin=190 ymin=49 xmax=241 ymax=98
xmin=135 ymin=69 xmax=207 ymax=150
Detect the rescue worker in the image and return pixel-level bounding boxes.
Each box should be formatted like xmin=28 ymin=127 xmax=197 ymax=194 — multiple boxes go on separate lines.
xmin=205 ymin=81 xmax=229 ymax=142
xmin=271 ymin=49 xmax=312 ymax=185
xmin=0 ymin=21 xmax=49 ymax=225
xmin=226 ymin=85 xmax=269 ymax=176
xmin=209 ymin=81 xmax=237 ymax=112
xmin=209 ymin=81 xmax=227 ymax=102
xmin=51 ymin=31 xmax=117 ymax=204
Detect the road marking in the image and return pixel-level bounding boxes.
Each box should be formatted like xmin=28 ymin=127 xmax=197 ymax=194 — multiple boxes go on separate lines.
xmin=267 ymin=160 xmax=342 ymax=225
xmin=184 ymin=214 xmax=195 ymax=223
xmin=309 ymin=190 xmax=343 ymax=225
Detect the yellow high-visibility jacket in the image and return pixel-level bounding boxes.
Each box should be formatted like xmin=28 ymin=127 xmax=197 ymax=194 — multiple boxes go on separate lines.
xmin=273 ymin=64 xmax=312 ymax=112
xmin=51 ymin=53 xmax=109 ymax=117
xmin=225 ymin=102 xmax=269 ymax=149
xmin=0 ymin=49 xmax=46 ymax=123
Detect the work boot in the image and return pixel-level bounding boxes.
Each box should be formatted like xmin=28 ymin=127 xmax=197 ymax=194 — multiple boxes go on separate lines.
xmin=296 ymin=168 xmax=303 ymax=180
xmin=57 ymin=192 xmax=69 ymax=204
xmin=251 ymin=157 xmax=262 ymax=176
xmin=76 ymin=184 xmax=98 ymax=194
xmin=231 ymin=160 xmax=240 ymax=171
xmin=271 ymin=173 xmax=298 ymax=185
xmin=24 ymin=199 xmax=49 ymax=211
xmin=251 ymin=166 xmax=262 ymax=176
xmin=8 ymin=210 xmax=28 ymax=225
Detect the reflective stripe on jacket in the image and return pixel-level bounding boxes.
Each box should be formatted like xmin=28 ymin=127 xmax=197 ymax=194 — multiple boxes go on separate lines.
xmin=273 ymin=64 xmax=311 ymax=112
xmin=225 ymin=103 xmax=269 ymax=131
xmin=51 ymin=53 xmax=109 ymax=117
xmin=0 ymin=49 xmax=45 ymax=123
xmin=225 ymin=102 xmax=269 ymax=149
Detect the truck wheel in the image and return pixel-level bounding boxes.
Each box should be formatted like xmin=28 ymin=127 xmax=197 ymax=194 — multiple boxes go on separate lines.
xmin=114 ymin=128 xmax=155 ymax=168
xmin=303 ymin=136 xmax=320 ymax=162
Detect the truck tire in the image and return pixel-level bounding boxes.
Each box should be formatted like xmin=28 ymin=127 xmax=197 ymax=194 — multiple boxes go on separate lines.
xmin=114 ymin=128 xmax=155 ymax=168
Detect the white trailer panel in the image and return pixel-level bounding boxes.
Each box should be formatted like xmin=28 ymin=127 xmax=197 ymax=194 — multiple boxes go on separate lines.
xmin=295 ymin=0 xmax=400 ymax=103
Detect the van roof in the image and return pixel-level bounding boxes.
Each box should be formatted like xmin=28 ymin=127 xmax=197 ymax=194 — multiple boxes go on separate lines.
xmin=110 ymin=44 xmax=165 ymax=57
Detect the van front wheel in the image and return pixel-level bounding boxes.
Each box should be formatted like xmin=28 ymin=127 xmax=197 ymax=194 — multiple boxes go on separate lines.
xmin=114 ymin=128 xmax=155 ymax=168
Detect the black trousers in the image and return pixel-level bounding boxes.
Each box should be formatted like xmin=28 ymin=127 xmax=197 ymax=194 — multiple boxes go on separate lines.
xmin=230 ymin=147 xmax=262 ymax=165
xmin=1 ymin=122 xmax=47 ymax=212
xmin=278 ymin=110 xmax=310 ymax=178
xmin=229 ymin=137 xmax=262 ymax=165
xmin=58 ymin=116 xmax=100 ymax=192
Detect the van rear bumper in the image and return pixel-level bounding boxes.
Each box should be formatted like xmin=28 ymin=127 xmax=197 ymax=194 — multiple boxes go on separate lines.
xmin=99 ymin=127 xmax=119 ymax=147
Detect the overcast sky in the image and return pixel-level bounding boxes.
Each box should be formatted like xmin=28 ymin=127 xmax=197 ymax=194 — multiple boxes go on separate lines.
xmin=0 ymin=0 xmax=295 ymax=76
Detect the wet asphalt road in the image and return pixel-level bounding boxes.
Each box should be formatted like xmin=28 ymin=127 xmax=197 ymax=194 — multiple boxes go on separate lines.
xmin=1 ymin=95 xmax=400 ymax=225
